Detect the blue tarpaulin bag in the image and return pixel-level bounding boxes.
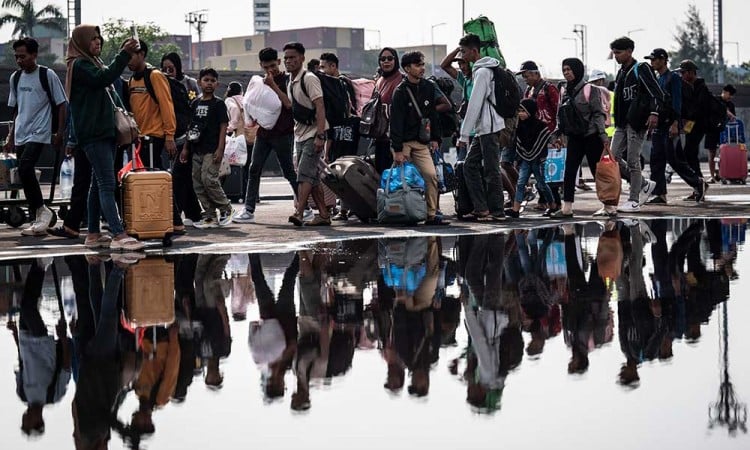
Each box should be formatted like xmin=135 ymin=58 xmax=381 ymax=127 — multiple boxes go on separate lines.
xmin=544 ymin=147 xmax=566 ymax=183
xmin=380 ymin=161 xmax=426 ymax=192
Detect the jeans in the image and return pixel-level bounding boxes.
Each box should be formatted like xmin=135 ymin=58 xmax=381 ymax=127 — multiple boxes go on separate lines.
xmin=16 ymin=142 xmax=45 ymax=211
xmin=564 ymin=134 xmax=603 ymax=202
xmin=243 ymin=134 xmax=298 ymax=213
xmin=464 ymin=133 xmax=504 ymax=214
xmin=650 ymin=130 xmax=701 ymax=195
xmin=611 ymin=125 xmax=647 ymax=202
xmin=63 ymin=147 xmax=91 ymax=232
xmin=515 ymin=160 xmax=554 ymax=205
xmin=83 ymin=139 xmax=124 ymax=235
xmin=192 ymin=153 xmax=231 ymax=217
xmin=683 ymin=128 xmax=705 ymax=178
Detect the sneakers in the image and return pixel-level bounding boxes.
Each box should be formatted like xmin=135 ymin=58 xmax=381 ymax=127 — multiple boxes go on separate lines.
xmin=110 ymin=236 xmax=145 ymax=252
xmin=183 ymin=218 xmax=195 ymax=227
xmin=639 ymin=180 xmax=656 ymax=205
xmin=218 ymin=209 xmax=233 ymax=227
xmin=618 ymin=200 xmax=641 ymax=213
xmin=303 ymin=208 xmax=314 ymax=221
xmin=504 ymin=208 xmax=520 ymax=219
xmin=21 ymin=206 xmax=54 ymax=236
xmin=593 ymin=206 xmax=618 ymax=217
xmin=304 ymin=215 xmax=331 ymax=226
xmin=233 ymin=210 xmax=256 ymax=224
xmin=646 ymin=195 xmax=667 ymax=204
xmin=194 ymin=217 xmax=218 ymax=229
xmin=332 ymin=211 xmax=349 ymax=221
xmin=695 ymin=180 xmax=709 ymax=202
xmin=683 ymin=192 xmax=697 ymax=201
xmin=47 ymin=226 xmax=80 ymax=239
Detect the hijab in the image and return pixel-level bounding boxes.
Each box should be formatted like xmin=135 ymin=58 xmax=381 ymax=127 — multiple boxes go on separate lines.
xmin=562 ymin=57 xmax=585 ymax=93
xmin=65 ymin=25 xmax=104 ymax=97
xmin=516 ymin=98 xmax=552 ymax=161
xmin=378 ymin=47 xmax=400 ymax=78
xmin=161 ymin=52 xmax=184 ymax=79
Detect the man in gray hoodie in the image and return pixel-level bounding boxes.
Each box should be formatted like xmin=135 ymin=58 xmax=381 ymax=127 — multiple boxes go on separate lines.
xmin=457 ymin=34 xmax=506 ymax=220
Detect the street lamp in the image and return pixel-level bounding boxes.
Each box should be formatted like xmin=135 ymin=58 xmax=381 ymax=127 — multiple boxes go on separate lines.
xmin=627 ymin=28 xmax=645 ymax=37
xmin=724 ymin=41 xmax=740 ymax=67
xmin=431 ymin=22 xmax=447 ymax=76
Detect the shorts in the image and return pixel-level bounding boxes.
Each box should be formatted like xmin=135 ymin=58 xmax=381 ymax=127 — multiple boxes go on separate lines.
xmin=704 ymin=131 xmax=720 ymax=151
xmin=296 ymin=138 xmax=321 ymax=186
xmin=500 ymin=146 xmax=517 ymax=164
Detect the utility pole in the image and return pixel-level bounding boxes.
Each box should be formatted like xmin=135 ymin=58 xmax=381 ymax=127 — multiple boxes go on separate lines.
xmin=186 ymin=10 xmax=208 ymax=70
xmin=573 ymin=24 xmax=587 ymax=71
xmin=66 ymin=0 xmax=81 ymax=38
xmin=713 ymin=0 xmax=725 ymax=83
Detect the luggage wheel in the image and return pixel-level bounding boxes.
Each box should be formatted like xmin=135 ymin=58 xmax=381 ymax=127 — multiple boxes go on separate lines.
xmin=6 ymin=206 xmax=26 ymax=228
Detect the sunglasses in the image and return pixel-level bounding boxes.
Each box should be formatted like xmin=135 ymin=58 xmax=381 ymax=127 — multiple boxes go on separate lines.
xmin=379 ymin=56 xmax=395 ymax=62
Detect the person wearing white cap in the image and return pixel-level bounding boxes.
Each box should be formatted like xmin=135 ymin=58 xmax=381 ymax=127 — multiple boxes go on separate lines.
xmin=589 ymin=69 xmax=607 ymax=86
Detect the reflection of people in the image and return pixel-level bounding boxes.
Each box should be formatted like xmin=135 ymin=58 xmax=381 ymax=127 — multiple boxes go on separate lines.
xmin=194 ymin=255 xmax=232 ymax=388
xmin=8 ymin=260 xmax=72 ymax=436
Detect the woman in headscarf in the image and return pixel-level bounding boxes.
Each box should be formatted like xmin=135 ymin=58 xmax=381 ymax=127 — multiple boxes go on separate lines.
xmin=160 ymin=52 xmax=201 ymax=100
xmin=66 ymin=25 xmax=144 ymax=250
xmin=550 ymin=57 xmax=610 ymax=218
xmin=373 ymin=47 xmax=402 ymax=175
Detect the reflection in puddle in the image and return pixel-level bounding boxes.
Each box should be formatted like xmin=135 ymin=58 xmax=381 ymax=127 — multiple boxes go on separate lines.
xmin=1 ymin=219 xmax=748 ymax=448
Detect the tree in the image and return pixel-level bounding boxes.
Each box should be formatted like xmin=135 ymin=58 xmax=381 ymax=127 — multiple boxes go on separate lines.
xmin=0 ymin=0 xmax=65 ymax=37
xmin=671 ymin=4 xmax=716 ymax=81
xmin=100 ymin=19 xmax=183 ymax=68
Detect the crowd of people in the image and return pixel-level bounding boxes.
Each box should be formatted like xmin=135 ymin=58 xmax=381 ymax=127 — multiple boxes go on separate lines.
xmin=3 ymin=26 xmax=742 ymax=244
xmin=2 ymin=216 xmax=739 ymax=444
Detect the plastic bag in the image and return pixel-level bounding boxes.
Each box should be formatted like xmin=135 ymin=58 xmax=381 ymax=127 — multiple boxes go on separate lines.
xmin=243 ymin=76 xmax=282 ymax=130
xmin=224 ymin=134 xmax=247 ymax=166
xmin=380 ymin=162 xmax=426 ymax=192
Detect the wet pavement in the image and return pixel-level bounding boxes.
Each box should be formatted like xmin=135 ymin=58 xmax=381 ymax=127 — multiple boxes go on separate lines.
xmin=1 ymin=218 xmax=748 ymax=449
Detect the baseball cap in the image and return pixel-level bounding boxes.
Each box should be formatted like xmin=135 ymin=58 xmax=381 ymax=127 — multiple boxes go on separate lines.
xmin=644 ymin=48 xmax=669 ymax=60
xmin=589 ymin=69 xmax=607 ymax=82
xmin=678 ymin=59 xmax=699 ymax=72
xmin=517 ymin=60 xmax=539 ymax=74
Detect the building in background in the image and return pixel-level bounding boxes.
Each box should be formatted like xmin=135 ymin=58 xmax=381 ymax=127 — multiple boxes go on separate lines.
xmin=253 ymin=1 xmax=271 ymax=33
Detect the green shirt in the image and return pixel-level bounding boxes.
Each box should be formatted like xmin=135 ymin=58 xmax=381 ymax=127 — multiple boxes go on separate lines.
xmin=457 ymin=72 xmax=473 ymax=102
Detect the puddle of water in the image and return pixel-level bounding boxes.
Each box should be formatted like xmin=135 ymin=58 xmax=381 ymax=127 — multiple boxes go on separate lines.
xmin=0 ymin=218 xmax=748 ymax=450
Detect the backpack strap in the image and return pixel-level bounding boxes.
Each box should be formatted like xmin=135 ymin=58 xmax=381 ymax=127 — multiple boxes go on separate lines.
xmin=141 ymin=67 xmax=159 ymax=104
xmin=12 ymin=66 xmax=56 ymax=108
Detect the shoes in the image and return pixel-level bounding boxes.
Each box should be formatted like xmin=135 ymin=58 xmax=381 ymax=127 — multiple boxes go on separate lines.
xmin=304 ymin=215 xmax=332 ymax=226
xmin=683 ymin=192 xmax=697 ymax=201
xmin=549 ymin=210 xmax=574 ymax=218
xmin=618 ymin=200 xmax=641 ymax=213
xmin=332 ymin=211 xmax=349 ymax=221
xmin=639 ymin=180 xmax=656 ymax=205
xmin=523 ymin=188 xmax=536 ymax=203
xmin=21 ymin=206 xmax=54 ymax=236
xmin=84 ymin=234 xmax=113 ymax=249
xmin=172 ymin=226 xmax=187 ymax=236
xmin=21 ymin=223 xmax=47 ymax=236
xmin=490 ymin=211 xmax=506 ymax=221
xmin=303 ymin=208 xmax=314 ymax=221
xmin=577 ymin=182 xmax=593 ymax=191
xmin=233 ymin=210 xmax=256 ymax=224
xmin=183 ymin=218 xmax=195 ymax=227
xmin=424 ymin=216 xmax=451 ymax=226
xmin=110 ymin=236 xmax=145 ymax=252
xmin=543 ymin=207 xmax=561 ymax=217
xmin=288 ymin=212 xmax=304 ymax=227
xmin=194 ymin=217 xmax=218 ymax=229
xmin=695 ymin=180 xmax=709 ymax=202
xmin=47 ymin=226 xmax=79 ymax=239
xmin=646 ymin=195 xmax=667 ymax=204
xmin=593 ymin=207 xmax=618 ymax=217
xmin=218 ymin=209 xmax=233 ymax=227
xmin=504 ymin=208 xmax=520 ymax=218
xmin=471 ymin=210 xmax=491 ymax=220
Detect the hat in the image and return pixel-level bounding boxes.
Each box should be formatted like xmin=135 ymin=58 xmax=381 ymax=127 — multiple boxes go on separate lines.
xmin=589 ymin=69 xmax=607 ymax=82
xmin=517 ymin=60 xmax=539 ymax=74
xmin=645 ymin=48 xmax=669 ymax=60
xmin=678 ymin=59 xmax=698 ymax=72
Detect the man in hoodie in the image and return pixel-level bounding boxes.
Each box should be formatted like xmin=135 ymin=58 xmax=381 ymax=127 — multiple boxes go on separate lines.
xmin=389 ymin=51 xmax=448 ymax=226
xmin=609 ymin=36 xmax=659 ymax=213
xmin=457 ymin=33 xmax=506 ymax=221
xmin=679 ymin=59 xmax=714 ymax=197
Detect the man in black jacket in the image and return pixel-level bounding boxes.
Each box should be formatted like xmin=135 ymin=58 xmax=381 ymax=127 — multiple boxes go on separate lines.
xmin=609 ymin=37 xmax=660 ymax=213
xmin=680 ymin=59 xmax=714 ymax=193
xmin=389 ymin=51 xmax=448 ymax=226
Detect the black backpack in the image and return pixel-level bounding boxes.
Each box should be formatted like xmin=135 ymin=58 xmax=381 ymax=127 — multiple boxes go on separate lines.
xmin=299 ymin=71 xmax=350 ymax=127
xmin=12 ymin=66 xmax=60 ymax=133
xmin=557 ymin=83 xmax=590 ymax=136
xmin=706 ymin=93 xmax=729 ymax=133
xmin=427 ymin=77 xmax=460 ymax=138
xmin=129 ymin=68 xmax=192 ymax=139
xmin=487 ymin=66 xmax=521 ymax=119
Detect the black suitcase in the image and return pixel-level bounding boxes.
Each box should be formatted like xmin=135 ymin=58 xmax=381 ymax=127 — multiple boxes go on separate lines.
xmin=222 ymin=165 xmax=245 ymax=203
xmin=453 ymin=161 xmax=474 ymax=219
xmin=323 ymin=156 xmax=379 ymax=223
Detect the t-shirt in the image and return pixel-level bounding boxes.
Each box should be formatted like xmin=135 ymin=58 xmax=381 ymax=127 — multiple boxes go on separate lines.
xmin=8 ymin=66 xmax=67 ymax=145
xmin=258 ymin=72 xmax=294 ymax=139
xmin=288 ymin=71 xmax=327 ymax=142
xmin=457 ymin=71 xmax=473 ymax=101
xmin=18 ymin=332 xmax=71 ymax=405
xmin=188 ymin=96 xmax=229 ymax=154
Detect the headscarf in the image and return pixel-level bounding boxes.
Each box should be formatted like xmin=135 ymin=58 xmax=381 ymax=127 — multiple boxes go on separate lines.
xmin=161 ymin=52 xmax=184 ymax=79
xmin=65 ymin=25 xmax=104 ymax=97
xmin=377 ymin=47 xmax=400 ymax=78
xmin=516 ymin=98 xmax=551 ymax=161
xmin=562 ymin=57 xmax=585 ymax=93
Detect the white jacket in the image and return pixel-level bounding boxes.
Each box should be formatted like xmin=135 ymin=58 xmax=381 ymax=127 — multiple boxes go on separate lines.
xmin=459 ymin=57 xmax=506 ymax=141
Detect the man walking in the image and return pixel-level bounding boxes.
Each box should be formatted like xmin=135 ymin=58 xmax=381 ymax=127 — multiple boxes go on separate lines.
xmin=234 ymin=47 xmax=298 ymax=224
xmin=644 ymin=49 xmax=706 ymax=204
xmin=609 ymin=36 xmax=658 ymax=213
xmin=679 ymin=59 xmax=714 ymax=196
xmin=5 ymin=38 xmax=67 ymax=236
xmin=457 ymin=33 xmax=506 ymax=220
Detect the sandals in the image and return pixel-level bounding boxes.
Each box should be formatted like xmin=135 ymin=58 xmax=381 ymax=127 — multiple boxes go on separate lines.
xmin=84 ymin=234 xmax=113 ymax=249
xmin=110 ymin=237 xmax=145 ymax=252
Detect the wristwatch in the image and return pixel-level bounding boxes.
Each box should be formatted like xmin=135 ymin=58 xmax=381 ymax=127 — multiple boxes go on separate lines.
xmin=316 ymin=133 xmax=326 ymax=140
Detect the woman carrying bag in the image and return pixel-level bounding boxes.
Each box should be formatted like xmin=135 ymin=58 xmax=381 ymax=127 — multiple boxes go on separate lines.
xmin=551 ymin=58 xmax=611 ymax=218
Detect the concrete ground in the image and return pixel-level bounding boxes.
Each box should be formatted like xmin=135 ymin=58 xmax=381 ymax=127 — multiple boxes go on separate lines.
xmin=1 ymin=163 xmax=748 ymax=259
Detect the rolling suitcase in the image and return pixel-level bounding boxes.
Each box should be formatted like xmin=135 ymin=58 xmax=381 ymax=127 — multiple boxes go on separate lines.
xmin=124 ymin=257 xmax=175 ymax=328
xmin=719 ymin=122 xmax=748 ymax=184
xmin=453 ymin=161 xmax=474 ymax=219
xmin=121 ymin=141 xmax=174 ymax=243
xmin=222 ymin=164 xmax=245 ymax=203
xmin=323 ymin=156 xmax=379 ymax=223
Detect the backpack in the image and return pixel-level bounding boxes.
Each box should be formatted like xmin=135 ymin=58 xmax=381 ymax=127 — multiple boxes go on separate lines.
xmin=558 ymin=84 xmax=590 ymax=136
xmin=428 ymin=77 xmax=460 ymax=138
xmin=131 ymin=68 xmax=192 ymax=139
xmin=299 ymin=71 xmax=350 ymax=127
xmin=486 ymin=66 xmax=521 ymax=119
xmin=583 ymin=84 xmax=612 ymax=127
xmin=12 ymin=66 xmax=59 ymax=133
xmin=706 ymin=93 xmax=729 ymax=133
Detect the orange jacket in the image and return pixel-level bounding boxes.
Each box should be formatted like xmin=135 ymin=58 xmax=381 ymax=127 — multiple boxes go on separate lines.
xmin=128 ymin=68 xmax=176 ymax=139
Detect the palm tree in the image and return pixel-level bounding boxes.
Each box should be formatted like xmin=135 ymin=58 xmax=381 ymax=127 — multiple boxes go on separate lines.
xmin=0 ymin=0 xmax=66 ymax=38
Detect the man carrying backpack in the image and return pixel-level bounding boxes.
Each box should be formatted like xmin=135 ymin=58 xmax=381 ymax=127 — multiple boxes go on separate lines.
xmin=5 ymin=37 xmax=67 ymax=236
xmin=456 ymin=33 xmax=509 ymax=221
xmin=126 ymin=40 xmax=185 ymax=233
xmin=645 ymin=49 xmax=706 ymax=204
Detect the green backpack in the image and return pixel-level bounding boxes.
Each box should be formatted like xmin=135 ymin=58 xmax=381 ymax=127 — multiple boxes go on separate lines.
xmin=463 ymin=15 xmax=507 ymax=68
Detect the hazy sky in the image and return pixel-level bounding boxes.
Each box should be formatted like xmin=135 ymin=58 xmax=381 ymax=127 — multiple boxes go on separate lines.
xmin=2 ymin=0 xmax=747 ymax=77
